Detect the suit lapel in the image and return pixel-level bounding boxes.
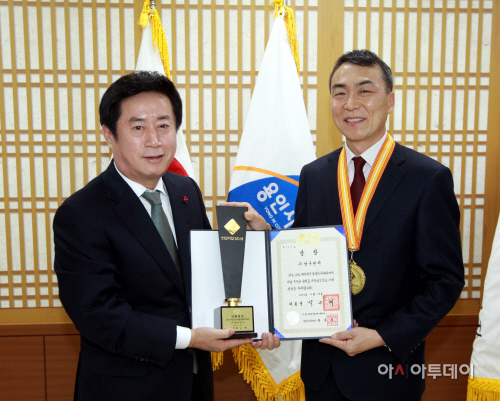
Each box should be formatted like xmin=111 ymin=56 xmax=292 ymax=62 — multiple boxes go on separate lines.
xmin=363 ymin=143 xmax=406 ymax=233
xmin=320 ymin=150 xmax=343 ymax=225
xmin=103 ymin=163 xmax=185 ymax=295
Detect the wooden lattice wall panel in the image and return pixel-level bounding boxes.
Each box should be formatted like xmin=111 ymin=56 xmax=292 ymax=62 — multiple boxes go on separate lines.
xmin=344 ymin=0 xmax=493 ymax=299
xmin=0 ymin=0 xmax=319 ymax=308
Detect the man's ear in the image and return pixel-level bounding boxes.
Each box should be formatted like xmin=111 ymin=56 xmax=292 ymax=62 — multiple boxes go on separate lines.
xmin=102 ymin=125 xmax=115 ymax=151
xmin=387 ymin=91 xmax=395 ymax=115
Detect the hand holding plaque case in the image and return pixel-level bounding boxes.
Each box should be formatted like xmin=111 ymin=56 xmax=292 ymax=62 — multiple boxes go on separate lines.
xmin=214 ymin=206 xmax=257 ymax=339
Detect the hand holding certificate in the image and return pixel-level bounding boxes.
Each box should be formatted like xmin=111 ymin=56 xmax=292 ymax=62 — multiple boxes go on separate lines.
xmin=318 ymin=326 xmax=386 ymax=356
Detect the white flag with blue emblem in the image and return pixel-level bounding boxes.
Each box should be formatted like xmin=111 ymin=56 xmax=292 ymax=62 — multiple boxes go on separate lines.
xmin=228 ymin=17 xmax=315 ymax=229
xmin=228 ymin=15 xmax=315 ymax=400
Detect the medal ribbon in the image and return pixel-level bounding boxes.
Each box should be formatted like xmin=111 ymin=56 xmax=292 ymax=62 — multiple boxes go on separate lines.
xmin=338 ymin=134 xmax=396 ymax=250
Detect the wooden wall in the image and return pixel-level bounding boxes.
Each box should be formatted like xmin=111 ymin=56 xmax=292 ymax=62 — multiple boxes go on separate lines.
xmin=2 ymin=0 xmax=497 ymax=312
xmin=0 ymin=313 xmax=477 ymax=401
xmin=0 ymin=323 xmax=79 ymax=401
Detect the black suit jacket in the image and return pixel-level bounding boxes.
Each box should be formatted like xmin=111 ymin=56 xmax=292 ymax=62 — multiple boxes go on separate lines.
xmin=54 ymin=162 xmax=213 ymax=401
xmin=294 ymin=143 xmax=464 ymax=401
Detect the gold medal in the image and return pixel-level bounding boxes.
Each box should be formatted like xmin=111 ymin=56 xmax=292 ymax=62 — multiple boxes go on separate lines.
xmin=349 ymin=259 xmax=366 ymax=295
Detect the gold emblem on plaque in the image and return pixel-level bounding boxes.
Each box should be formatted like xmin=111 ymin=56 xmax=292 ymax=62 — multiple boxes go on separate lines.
xmin=224 ymin=219 xmax=241 ymax=235
xmin=350 ymin=260 xmax=366 ymax=295
xmin=298 ymin=233 xmax=319 ymax=246
xmin=298 ymin=234 xmax=307 ymax=245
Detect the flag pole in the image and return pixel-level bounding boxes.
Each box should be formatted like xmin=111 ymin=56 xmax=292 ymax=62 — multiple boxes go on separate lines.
xmin=135 ymin=0 xmax=197 ymax=180
xmin=228 ymin=2 xmax=314 ymax=400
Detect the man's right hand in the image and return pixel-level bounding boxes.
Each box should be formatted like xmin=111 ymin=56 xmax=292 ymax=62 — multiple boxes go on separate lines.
xmin=189 ymin=327 xmax=253 ymax=352
xmin=219 ymin=201 xmax=272 ymax=230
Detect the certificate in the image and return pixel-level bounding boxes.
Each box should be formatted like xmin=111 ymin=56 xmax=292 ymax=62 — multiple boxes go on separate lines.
xmin=269 ymin=227 xmax=352 ymax=338
xmin=190 ymin=226 xmax=353 ymax=340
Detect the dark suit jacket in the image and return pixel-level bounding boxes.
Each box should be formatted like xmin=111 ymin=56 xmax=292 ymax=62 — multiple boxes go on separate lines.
xmin=54 ymin=162 xmax=213 ymax=401
xmin=294 ymin=143 xmax=464 ymax=401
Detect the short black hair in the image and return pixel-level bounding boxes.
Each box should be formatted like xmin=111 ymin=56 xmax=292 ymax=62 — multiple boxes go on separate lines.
xmin=329 ymin=49 xmax=393 ymax=93
xmin=99 ymin=71 xmax=182 ymax=138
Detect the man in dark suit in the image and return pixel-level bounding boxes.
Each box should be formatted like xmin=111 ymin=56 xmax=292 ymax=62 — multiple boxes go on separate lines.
xmin=235 ymin=49 xmax=464 ymax=400
xmin=293 ymin=50 xmax=464 ymax=400
xmin=53 ymin=71 xmax=278 ymax=401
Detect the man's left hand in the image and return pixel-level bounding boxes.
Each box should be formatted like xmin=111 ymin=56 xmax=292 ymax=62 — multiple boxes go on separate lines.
xmin=318 ymin=327 xmax=385 ymax=357
xmin=251 ymin=332 xmax=281 ymax=351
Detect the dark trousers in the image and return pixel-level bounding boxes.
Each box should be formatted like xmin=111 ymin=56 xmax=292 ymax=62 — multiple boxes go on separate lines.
xmin=191 ymin=373 xmax=205 ymax=401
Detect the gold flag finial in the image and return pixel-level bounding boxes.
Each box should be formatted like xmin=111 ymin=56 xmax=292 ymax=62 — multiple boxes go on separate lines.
xmin=270 ymin=0 xmax=300 ymax=75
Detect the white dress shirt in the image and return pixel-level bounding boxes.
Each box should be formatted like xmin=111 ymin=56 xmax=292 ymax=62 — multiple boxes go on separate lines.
xmin=115 ymin=165 xmax=191 ymax=349
xmin=345 ymin=132 xmax=387 ymax=185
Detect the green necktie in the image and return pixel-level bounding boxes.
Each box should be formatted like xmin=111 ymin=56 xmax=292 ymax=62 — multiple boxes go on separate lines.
xmin=142 ymin=191 xmax=181 ymax=274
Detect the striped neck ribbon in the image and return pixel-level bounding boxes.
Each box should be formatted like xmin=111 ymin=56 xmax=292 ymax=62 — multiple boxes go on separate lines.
xmin=338 ymin=134 xmax=396 ymax=250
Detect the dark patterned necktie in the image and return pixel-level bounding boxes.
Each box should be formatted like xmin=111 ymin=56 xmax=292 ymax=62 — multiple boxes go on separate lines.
xmin=350 ymin=156 xmax=366 ymax=215
xmin=142 ymin=191 xmax=181 ymax=274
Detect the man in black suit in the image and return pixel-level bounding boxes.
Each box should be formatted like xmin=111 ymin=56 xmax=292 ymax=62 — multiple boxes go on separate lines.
xmin=237 ymin=50 xmax=464 ymax=400
xmin=53 ymin=71 xmax=278 ymax=401
xmin=294 ymin=50 xmax=464 ymax=400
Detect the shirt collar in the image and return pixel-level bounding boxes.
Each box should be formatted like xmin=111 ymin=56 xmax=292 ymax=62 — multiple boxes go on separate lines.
xmin=345 ymin=131 xmax=387 ymax=167
xmin=114 ymin=164 xmax=167 ymax=198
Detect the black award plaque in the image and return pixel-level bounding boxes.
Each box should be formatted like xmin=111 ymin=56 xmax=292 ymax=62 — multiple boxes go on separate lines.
xmin=214 ymin=205 xmax=257 ymax=339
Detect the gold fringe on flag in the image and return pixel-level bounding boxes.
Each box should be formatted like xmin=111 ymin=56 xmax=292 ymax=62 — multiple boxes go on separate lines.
xmin=137 ymin=0 xmax=171 ymax=79
xmin=138 ymin=0 xmax=150 ymax=28
xmin=467 ymin=377 xmax=500 ymax=400
xmin=211 ymin=351 xmax=224 ymax=371
xmin=271 ymin=0 xmax=300 ymax=75
xmin=233 ymin=344 xmax=305 ymax=401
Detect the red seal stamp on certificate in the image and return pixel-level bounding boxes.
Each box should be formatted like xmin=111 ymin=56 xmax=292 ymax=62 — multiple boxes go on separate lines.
xmin=323 ymin=294 xmax=340 ymax=311
xmin=326 ymin=314 xmax=338 ymax=326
